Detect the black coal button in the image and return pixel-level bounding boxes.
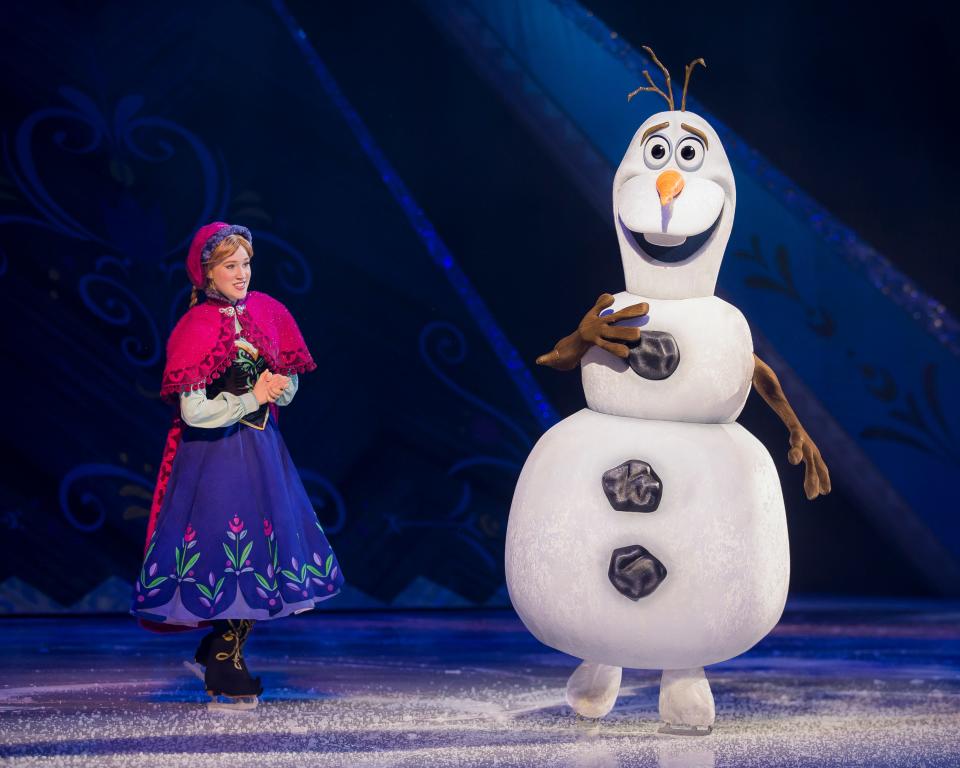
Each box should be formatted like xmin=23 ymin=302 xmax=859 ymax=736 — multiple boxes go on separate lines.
xmin=608 ymin=545 xmax=667 ymax=600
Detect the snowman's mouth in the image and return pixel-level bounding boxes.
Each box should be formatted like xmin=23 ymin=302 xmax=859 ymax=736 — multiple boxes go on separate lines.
xmin=626 ymin=213 xmax=722 ymax=264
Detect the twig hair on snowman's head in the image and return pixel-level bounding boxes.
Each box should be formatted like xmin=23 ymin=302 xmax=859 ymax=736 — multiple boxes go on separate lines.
xmin=627 ymin=46 xmax=707 ymax=112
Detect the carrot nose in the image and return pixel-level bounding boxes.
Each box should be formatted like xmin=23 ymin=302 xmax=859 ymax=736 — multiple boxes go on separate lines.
xmin=656 ymin=170 xmax=684 ymax=206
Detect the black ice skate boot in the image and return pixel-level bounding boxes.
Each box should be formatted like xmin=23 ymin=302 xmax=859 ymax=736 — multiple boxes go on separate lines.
xmin=203 ymin=619 xmax=263 ymax=711
xmin=183 ymin=624 xmax=220 ymax=683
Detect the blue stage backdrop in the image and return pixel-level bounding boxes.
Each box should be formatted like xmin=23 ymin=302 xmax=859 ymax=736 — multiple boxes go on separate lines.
xmin=0 ymin=0 xmax=556 ymax=612
xmin=413 ymin=0 xmax=960 ymax=594
xmin=2 ymin=0 xmax=957 ymax=613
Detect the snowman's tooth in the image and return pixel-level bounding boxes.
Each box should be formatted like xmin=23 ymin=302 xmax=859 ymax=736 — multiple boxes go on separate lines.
xmin=602 ymin=460 xmax=663 ymax=513
xmin=642 ymin=232 xmax=687 ymax=247
xmin=626 ymin=330 xmax=681 ymax=380
xmin=608 ymin=545 xmax=667 ymax=600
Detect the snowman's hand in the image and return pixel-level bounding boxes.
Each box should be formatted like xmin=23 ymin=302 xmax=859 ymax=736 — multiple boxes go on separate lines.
xmin=596 ymin=306 xmax=647 ymax=349
xmin=788 ymin=428 xmax=832 ymax=500
xmin=536 ymin=295 xmax=648 ymax=369
xmin=753 ymin=354 xmax=831 ymax=501
xmin=602 ymin=302 xmax=650 ymax=325
xmin=583 ymin=293 xmax=617 ymax=320
xmin=536 ymin=332 xmax=589 ymax=370
xmin=579 ymin=296 xmax=648 ymax=346
xmin=599 ymin=324 xmax=644 ymax=343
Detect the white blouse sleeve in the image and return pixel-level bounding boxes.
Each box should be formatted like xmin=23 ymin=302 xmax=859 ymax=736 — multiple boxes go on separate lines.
xmin=274 ymin=374 xmax=299 ymax=407
xmin=180 ymin=389 xmax=261 ymax=428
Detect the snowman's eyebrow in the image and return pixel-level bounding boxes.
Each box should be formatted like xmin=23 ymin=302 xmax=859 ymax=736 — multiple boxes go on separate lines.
xmin=641 ymin=122 xmax=670 ymax=142
xmin=680 ymin=123 xmax=709 ymax=149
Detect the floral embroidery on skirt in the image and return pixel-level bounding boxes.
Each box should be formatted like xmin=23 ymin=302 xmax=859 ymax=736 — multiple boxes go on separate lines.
xmin=132 ymin=418 xmax=343 ymax=626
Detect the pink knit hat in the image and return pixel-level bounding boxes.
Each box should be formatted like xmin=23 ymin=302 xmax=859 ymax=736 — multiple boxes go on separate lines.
xmin=186 ymin=222 xmax=253 ymax=288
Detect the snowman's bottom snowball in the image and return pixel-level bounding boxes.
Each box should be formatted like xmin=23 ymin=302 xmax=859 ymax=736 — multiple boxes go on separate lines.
xmin=506 ymin=408 xmax=789 ymax=670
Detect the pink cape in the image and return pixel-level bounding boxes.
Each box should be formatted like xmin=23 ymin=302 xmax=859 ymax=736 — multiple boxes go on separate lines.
xmin=140 ymin=292 xmax=315 ymax=633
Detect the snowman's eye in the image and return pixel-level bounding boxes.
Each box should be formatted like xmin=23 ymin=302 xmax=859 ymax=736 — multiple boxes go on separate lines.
xmin=676 ymin=137 xmax=704 ymax=171
xmin=643 ymin=136 xmax=671 ymax=169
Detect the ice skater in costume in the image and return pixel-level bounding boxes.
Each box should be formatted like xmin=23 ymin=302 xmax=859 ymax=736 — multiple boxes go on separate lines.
xmin=132 ymin=222 xmax=344 ymax=710
xmin=505 ymin=50 xmax=831 ymax=734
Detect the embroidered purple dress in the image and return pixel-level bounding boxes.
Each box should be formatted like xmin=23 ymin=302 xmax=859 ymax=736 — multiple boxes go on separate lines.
xmin=132 ymin=294 xmax=343 ymax=627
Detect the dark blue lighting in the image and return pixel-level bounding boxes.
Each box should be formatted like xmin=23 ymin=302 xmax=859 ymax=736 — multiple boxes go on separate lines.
xmin=274 ymin=0 xmax=558 ymax=427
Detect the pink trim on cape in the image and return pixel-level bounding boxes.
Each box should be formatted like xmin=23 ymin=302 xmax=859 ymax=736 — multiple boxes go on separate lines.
xmin=159 ymin=291 xmax=316 ymax=401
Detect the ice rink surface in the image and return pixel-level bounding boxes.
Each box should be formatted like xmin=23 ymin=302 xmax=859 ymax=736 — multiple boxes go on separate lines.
xmin=1 ymin=600 xmax=958 ymax=767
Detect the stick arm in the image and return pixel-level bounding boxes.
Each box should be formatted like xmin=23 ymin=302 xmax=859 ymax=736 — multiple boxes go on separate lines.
xmin=752 ymin=354 xmax=832 ymax=500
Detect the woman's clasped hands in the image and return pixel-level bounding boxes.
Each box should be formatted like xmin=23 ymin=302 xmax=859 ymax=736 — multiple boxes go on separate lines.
xmin=253 ymin=370 xmax=291 ymax=404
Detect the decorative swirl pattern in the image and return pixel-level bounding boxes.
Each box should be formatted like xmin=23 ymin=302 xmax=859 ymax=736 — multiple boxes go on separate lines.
xmin=419 ymin=321 xmax=532 ymax=459
xmin=255 ymin=231 xmax=313 ymax=294
xmin=3 ymin=88 xmax=232 ymax=370
xmin=377 ymin=321 xmax=538 ymax=573
xmin=167 ymin=283 xmax=193 ymax=331
xmin=297 ymin=469 xmax=347 ymax=534
xmin=384 ymin=479 xmax=499 ymax=571
xmin=78 ymin=273 xmax=161 ymax=366
xmin=8 ymin=88 xmax=223 ymax=256
xmin=59 ymin=463 xmax=153 ymax=533
xmin=120 ymin=110 xmax=222 ymax=258
xmin=12 ymin=88 xmax=106 ymax=241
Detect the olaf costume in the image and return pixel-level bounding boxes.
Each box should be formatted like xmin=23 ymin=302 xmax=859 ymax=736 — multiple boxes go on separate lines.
xmin=505 ymin=86 xmax=826 ymax=735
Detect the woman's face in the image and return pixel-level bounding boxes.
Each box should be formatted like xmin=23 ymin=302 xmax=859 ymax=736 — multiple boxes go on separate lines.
xmin=208 ymin=246 xmax=251 ymax=302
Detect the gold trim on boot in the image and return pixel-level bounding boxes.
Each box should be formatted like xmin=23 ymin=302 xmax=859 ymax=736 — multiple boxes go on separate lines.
xmin=214 ymin=619 xmax=255 ymax=672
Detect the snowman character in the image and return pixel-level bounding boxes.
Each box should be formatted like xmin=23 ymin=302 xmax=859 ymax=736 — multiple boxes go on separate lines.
xmin=505 ymin=49 xmax=831 ymax=735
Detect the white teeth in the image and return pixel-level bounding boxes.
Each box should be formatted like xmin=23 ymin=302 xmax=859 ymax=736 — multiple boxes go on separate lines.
xmin=644 ymin=233 xmax=688 ymax=247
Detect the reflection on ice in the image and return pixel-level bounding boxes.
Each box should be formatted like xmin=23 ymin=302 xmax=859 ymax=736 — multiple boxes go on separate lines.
xmin=563 ymin=743 xmax=620 ymax=768
xmin=657 ymin=744 xmax=715 ymax=768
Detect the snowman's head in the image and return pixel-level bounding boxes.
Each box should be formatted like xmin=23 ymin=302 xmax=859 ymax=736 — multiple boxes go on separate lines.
xmin=613 ymin=109 xmax=735 ymax=299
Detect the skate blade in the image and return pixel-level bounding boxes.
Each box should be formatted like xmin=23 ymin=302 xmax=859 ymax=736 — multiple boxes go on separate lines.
xmin=207 ymin=694 xmax=259 ymax=713
xmin=658 ymin=723 xmax=713 ymax=737
xmin=183 ymin=660 xmax=205 ymax=683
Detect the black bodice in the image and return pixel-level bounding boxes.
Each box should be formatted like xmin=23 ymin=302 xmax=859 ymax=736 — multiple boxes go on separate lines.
xmin=206 ymin=345 xmax=269 ymax=429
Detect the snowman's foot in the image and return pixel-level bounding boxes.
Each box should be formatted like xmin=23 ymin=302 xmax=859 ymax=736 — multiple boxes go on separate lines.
xmin=658 ymin=667 xmax=715 ymax=735
xmin=566 ymin=661 xmax=622 ymax=719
